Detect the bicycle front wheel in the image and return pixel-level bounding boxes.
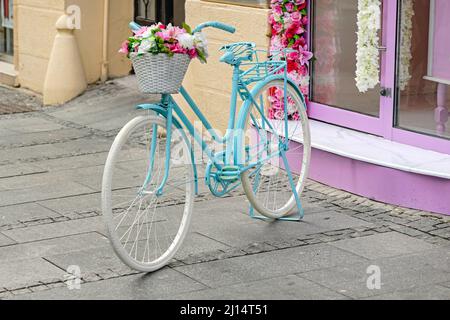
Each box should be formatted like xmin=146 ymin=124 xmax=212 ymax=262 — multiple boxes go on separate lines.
xmin=240 ymin=79 xmax=311 ymax=219
xmin=102 ymin=115 xmax=194 ymax=272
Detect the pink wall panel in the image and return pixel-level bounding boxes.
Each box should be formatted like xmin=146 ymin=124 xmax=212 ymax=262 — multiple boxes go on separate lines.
xmin=285 ymin=141 xmax=450 ymax=216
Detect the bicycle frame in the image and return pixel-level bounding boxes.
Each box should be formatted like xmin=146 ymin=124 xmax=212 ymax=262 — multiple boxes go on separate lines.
xmin=139 ymin=63 xmax=245 ymax=179
xmin=139 ymin=72 xmax=300 ymax=198
xmin=131 ymin=21 xmax=305 ymax=219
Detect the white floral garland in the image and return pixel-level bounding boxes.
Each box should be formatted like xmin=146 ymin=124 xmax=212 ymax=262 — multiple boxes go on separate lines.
xmin=355 ymin=0 xmax=382 ymax=93
xmin=399 ymin=0 xmax=415 ymax=91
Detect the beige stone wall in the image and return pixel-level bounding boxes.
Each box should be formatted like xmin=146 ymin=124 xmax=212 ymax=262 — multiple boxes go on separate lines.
xmin=66 ymin=0 xmax=103 ymax=84
xmin=108 ymin=0 xmax=133 ymax=78
xmin=15 ymin=0 xmax=65 ymax=92
xmin=176 ymin=0 xmax=270 ymax=132
xmin=14 ymin=0 xmax=132 ymax=93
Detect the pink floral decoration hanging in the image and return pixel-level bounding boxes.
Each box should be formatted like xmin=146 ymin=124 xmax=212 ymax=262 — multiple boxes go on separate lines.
xmin=268 ymin=0 xmax=313 ymax=120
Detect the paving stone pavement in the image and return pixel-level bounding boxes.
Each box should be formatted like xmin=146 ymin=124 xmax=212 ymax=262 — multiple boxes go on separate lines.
xmin=0 ymin=85 xmax=42 ymax=115
xmin=1 ymin=77 xmax=450 ymax=300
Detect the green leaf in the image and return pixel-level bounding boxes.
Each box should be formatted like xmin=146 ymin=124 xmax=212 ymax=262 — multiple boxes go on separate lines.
xmin=182 ymin=22 xmax=192 ymax=34
xmin=197 ymin=50 xmax=207 ymax=63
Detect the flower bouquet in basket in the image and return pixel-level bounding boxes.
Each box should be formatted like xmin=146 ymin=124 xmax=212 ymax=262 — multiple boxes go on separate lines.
xmin=119 ymin=23 xmax=208 ymax=94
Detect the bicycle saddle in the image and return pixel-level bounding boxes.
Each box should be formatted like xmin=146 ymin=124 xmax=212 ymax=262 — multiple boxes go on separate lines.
xmin=219 ymin=42 xmax=256 ymax=65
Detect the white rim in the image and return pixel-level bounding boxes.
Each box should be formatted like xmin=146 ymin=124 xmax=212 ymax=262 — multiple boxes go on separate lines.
xmin=241 ymin=80 xmax=311 ymax=219
xmin=101 ymin=115 xmax=194 ymax=272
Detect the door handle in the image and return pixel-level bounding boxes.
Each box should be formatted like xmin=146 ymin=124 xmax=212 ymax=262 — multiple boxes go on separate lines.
xmin=380 ymin=87 xmax=392 ymax=97
xmin=377 ymin=46 xmax=387 ymax=52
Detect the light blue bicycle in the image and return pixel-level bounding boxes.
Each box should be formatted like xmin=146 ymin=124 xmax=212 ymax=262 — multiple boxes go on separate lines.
xmin=102 ymin=21 xmax=311 ymax=272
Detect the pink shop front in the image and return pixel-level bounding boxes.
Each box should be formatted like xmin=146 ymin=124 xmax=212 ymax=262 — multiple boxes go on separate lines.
xmin=280 ymin=0 xmax=450 ymax=215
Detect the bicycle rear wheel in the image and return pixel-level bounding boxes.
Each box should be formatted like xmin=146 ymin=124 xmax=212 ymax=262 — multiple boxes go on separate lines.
xmin=102 ymin=115 xmax=194 ymax=272
xmin=239 ymin=79 xmax=311 ymax=219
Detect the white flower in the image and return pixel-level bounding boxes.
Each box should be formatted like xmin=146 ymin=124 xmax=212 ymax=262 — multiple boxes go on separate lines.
xmin=399 ymin=0 xmax=414 ymax=91
xmin=151 ymin=23 xmax=164 ymax=32
xmin=177 ymin=33 xmax=195 ymax=49
xmin=355 ymin=0 xmax=382 ymax=92
xmin=140 ymin=29 xmax=152 ymax=38
xmin=299 ymin=75 xmax=310 ymax=87
xmin=194 ymin=32 xmax=208 ymax=48
xmin=138 ymin=38 xmax=156 ymax=53
xmin=194 ymin=32 xmax=209 ymax=57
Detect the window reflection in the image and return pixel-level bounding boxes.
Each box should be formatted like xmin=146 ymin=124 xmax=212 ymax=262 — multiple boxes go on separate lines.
xmin=312 ymin=0 xmax=380 ymax=117
xmin=396 ymin=0 xmax=450 ymax=139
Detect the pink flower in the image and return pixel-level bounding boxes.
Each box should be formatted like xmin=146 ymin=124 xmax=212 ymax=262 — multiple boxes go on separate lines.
xmin=268 ymin=108 xmax=276 ymax=119
xmin=272 ymin=4 xmax=282 ymax=16
xmin=272 ymin=22 xmax=283 ymax=34
xmin=299 ymin=47 xmax=313 ymax=65
xmin=167 ymin=43 xmax=187 ymax=54
xmin=287 ymin=51 xmax=300 ymax=61
xmin=268 ymin=14 xmax=276 ymax=25
xmin=297 ymin=65 xmax=308 ymax=76
xmin=302 ymin=16 xmax=308 ymax=25
xmin=118 ymin=40 xmax=129 ymax=54
xmin=156 ymin=31 xmax=170 ymax=41
xmin=300 ymin=85 xmax=309 ymax=95
xmin=295 ymin=0 xmax=306 ymax=8
xmin=133 ymin=27 xmax=150 ymax=38
xmin=188 ymin=48 xmax=198 ymax=59
xmin=291 ymin=113 xmax=300 ymax=121
xmin=274 ymin=110 xmax=285 ymax=120
xmin=285 ymin=3 xmax=294 ymax=12
xmin=290 ymin=11 xmax=301 ymax=23
xmin=270 ymin=35 xmax=283 ymax=53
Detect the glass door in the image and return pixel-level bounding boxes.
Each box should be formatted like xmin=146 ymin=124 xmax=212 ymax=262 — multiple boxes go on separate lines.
xmin=309 ymin=0 xmax=397 ymax=137
xmin=395 ymin=0 xmax=450 ymax=141
xmin=0 ymin=0 xmax=13 ymax=63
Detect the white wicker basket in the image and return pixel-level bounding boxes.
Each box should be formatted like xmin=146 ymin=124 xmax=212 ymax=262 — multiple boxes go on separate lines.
xmin=130 ymin=53 xmax=191 ymax=94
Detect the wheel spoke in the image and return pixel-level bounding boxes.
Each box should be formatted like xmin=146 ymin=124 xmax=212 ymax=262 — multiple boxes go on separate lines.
xmin=241 ymin=81 xmax=311 ymax=219
xmin=102 ymin=116 xmax=194 ymax=272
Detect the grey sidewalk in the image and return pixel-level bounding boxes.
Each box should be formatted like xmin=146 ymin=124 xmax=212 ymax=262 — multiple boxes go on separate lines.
xmin=1 ymin=77 xmax=450 ymax=300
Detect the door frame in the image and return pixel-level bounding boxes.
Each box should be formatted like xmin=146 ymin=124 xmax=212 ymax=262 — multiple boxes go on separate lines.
xmin=307 ymin=0 xmax=450 ymax=154
xmin=307 ymin=0 xmax=397 ymax=137
xmin=0 ymin=0 xmax=14 ymax=62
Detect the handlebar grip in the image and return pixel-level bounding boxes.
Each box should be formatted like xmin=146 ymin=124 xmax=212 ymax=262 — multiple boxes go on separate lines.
xmin=129 ymin=21 xmax=141 ymax=31
xmin=193 ymin=21 xmax=236 ymax=34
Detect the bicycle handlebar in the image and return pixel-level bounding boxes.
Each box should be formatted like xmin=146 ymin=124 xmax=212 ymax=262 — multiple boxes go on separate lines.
xmin=192 ymin=21 xmax=236 ymax=34
xmin=129 ymin=21 xmax=141 ymax=31
xmin=128 ymin=21 xmax=236 ymax=34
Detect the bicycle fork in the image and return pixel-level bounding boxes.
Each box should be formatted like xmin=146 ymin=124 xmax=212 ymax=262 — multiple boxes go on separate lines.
xmin=141 ymin=102 xmax=174 ymax=197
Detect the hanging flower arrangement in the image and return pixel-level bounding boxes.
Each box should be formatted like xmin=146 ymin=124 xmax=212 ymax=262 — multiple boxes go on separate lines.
xmin=399 ymin=0 xmax=414 ymax=91
xmin=268 ymin=0 xmax=313 ymax=120
xmin=355 ymin=0 xmax=382 ymax=93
